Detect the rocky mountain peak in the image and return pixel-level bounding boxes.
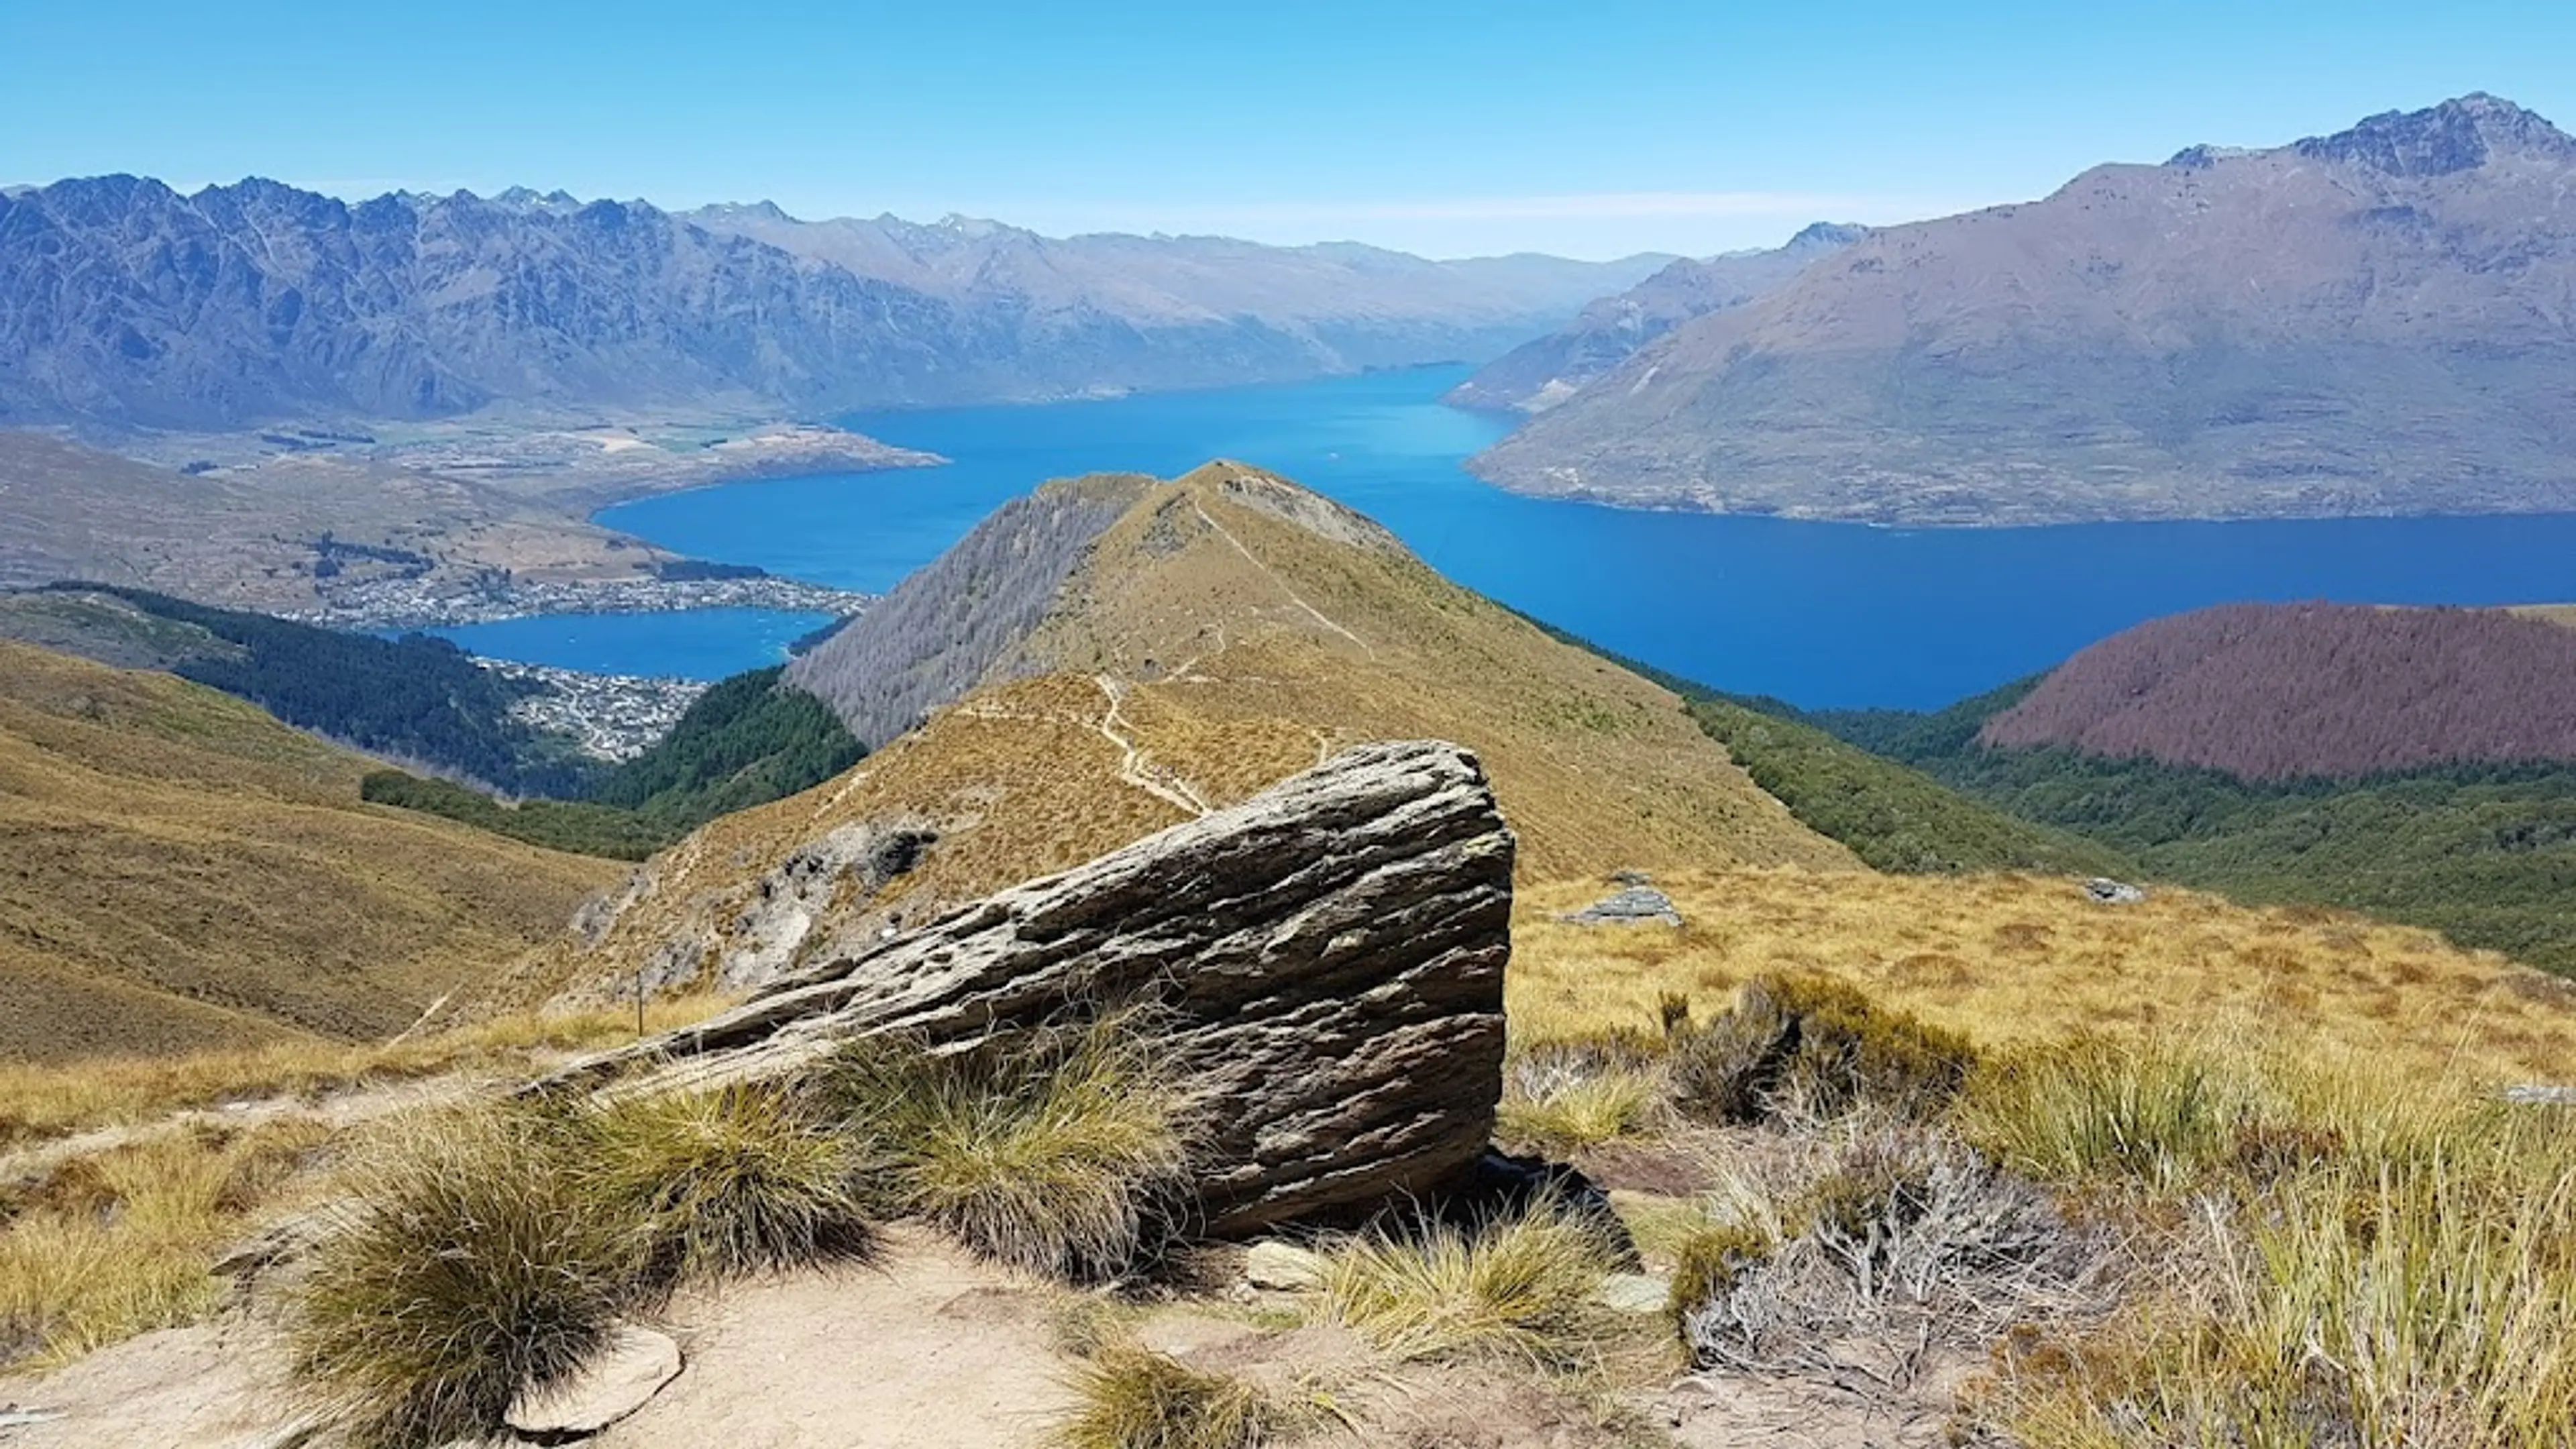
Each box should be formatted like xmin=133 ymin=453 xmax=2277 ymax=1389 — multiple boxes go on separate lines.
xmin=2294 ymin=93 xmax=2573 ymax=176
xmin=1786 ymin=221 xmax=1870 ymax=250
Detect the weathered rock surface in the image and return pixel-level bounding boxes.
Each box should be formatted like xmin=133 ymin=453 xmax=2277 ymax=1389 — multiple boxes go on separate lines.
xmin=1563 ymin=882 xmax=1684 ymax=926
xmin=2084 ymin=878 xmax=2149 ymax=906
xmin=541 ymin=739 xmax=1515 ymax=1234
xmin=506 ymin=1324 xmax=682 ymax=1440
xmin=1243 ymin=1240 xmax=1328 ymax=1292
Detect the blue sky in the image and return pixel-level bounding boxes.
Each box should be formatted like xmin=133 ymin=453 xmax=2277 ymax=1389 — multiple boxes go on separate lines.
xmin=4 ymin=1 xmax=2568 ymax=258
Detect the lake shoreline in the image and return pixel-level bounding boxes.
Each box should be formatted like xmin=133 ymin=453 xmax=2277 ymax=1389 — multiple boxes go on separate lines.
xmin=453 ymin=368 xmax=2576 ymax=709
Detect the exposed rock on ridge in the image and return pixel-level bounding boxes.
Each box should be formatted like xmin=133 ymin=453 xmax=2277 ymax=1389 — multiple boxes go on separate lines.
xmin=543 ymin=739 xmax=1514 ymax=1233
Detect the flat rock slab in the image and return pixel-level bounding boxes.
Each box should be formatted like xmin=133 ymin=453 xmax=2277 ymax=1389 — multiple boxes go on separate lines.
xmin=508 ymin=1326 xmax=682 ymax=1440
xmin=541 ymin=740 xmax=1515 ymax=1235
xmin=1562 ymin=885 xmax=1682 ymax=926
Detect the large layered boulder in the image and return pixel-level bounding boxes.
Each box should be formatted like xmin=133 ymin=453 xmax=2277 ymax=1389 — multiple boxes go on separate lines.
xmin=541 ymin=739 xmax=1514 ymax=1233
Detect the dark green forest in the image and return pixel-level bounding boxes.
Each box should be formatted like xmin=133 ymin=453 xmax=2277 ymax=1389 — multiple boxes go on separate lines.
xmin=52 ymin=584 xmax=594 ymax=796
xmin=1525 ymin=607 xmax=2576 ymax=977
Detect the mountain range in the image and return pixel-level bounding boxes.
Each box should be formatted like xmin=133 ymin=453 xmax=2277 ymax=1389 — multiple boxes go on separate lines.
xmin=1469 ymin=94 xmax=2576 ymax=524
xmin=0 ymin=178 xmax=1666 ymax=431
xmin=1442 ymin=222 xmax=1867 ymax=415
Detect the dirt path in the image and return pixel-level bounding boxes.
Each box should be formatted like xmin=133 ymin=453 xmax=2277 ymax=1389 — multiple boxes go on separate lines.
xmin=599 ymin=1226 xmax=1072 ymax=1449
xmin=1090 ymin=675 xmax=1212 ymax=817
xmin=0 ymin=1073 xmax=491 ymax=1185
xmin=1189 ymin=500 xmax=1375 ymax=656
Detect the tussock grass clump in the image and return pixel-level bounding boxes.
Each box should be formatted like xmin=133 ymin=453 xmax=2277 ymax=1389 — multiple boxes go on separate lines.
xmin=1959 ymin=1036 xmax=2275 ymax=1196
xmin=1058 ymin=1340 xmax=1285 ymax=1449
xmin=824 ymin=1016 xmax=1193 ymax=1281
xmin=2004 ymin=1083 xmax=2576 ymax=1448
xmin=1670 ymin=973 xmax=1976 ymax=1127
xmin=1314 ymin=1203 xmax=1624 ymax=1371
xmin=290 ymin=1104 xmax=648 ymax=1449
xmin=583 ymin=1082 xmax=875 ymax=1278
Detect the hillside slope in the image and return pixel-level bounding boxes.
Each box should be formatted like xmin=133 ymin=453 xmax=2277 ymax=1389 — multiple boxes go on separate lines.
xmin=1442 ymin=223 xmax=1864 ymax=415
xmin=531 ymin=464 xmax=1854 ymax=1002
xmin=1793 ymin=610 xmax=2576 ymax=977
xmin=1979 ymin=601 xmax=2576 ymax=779
xmin=0 ymin=640 xmax=619 ymax=1060
xmin=1472 ymin=94 xmax=2576 ymax=524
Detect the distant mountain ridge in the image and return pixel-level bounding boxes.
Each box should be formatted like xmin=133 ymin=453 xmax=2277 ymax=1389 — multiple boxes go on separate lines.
xmin=1469 ymin=94 xmax=2576 ymax=525
xmin=1443 ymin=222 xmax=1866 ymax=415
xmin=0 ymin=177 xmax=1667 ymax=430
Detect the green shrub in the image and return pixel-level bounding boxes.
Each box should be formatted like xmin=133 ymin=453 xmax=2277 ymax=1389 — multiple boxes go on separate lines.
xmin=1670 ymin=975 xmax=1976 ymax=1126
xmin=581 ymin=1082 xmax=875 ymax=1279
xmin=289 ymin=1104 xmax=648 ymax=1448
xmin=823 ymin=1018 xmax=1192 ymax=1281
xmin=1666 ymin=1222 xmax=1774 ymax=1330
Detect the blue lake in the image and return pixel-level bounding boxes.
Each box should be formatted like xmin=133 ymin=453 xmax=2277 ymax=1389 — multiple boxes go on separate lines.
xmin=423 ymin=607 xmax=833 ymax=682
xmin=588 ymin=366 xmax=2576 ymax=709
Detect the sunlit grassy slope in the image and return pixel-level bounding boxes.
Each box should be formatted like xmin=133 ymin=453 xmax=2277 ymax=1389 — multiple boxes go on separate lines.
xmin=1511 ymin=869 xmax=2576 ymax=1083
xmin=525 ymin=464 xmax=1854 ymax=1002
xmin=0 ymin=640 xmax=620 ymax=1061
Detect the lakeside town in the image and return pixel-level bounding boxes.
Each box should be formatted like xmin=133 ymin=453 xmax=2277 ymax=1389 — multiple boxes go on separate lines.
xmin=281 ymin=572 xmax=873 ymax=632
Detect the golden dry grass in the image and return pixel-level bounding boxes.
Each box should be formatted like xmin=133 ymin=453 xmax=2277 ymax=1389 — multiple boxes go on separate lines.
xmin=0 ymin=639 xmax=621 ymax=1059
xmin=0 ymin=1002 xmax=716 ymax=1150
xmin=0 ymin=1116 xmax=335 ymax=1366
xmin=1511 ymin=869 xmax=2576 ymax=1085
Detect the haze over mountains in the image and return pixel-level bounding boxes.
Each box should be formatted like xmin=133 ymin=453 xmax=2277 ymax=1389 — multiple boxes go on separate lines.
xmin=1443 ymin=222 xmax=1868 ymax=415
xmin=0 ymin=177 xmax=1666 ymax=431
xmin=1471 ymin=95 xmax=2576 ymax=525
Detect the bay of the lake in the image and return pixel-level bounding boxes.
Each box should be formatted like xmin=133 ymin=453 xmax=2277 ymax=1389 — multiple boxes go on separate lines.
xmin=422 ymin=606 xmax=833 ymax=682
xmin=581 ymin=365 xmax=2576 ymax=709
